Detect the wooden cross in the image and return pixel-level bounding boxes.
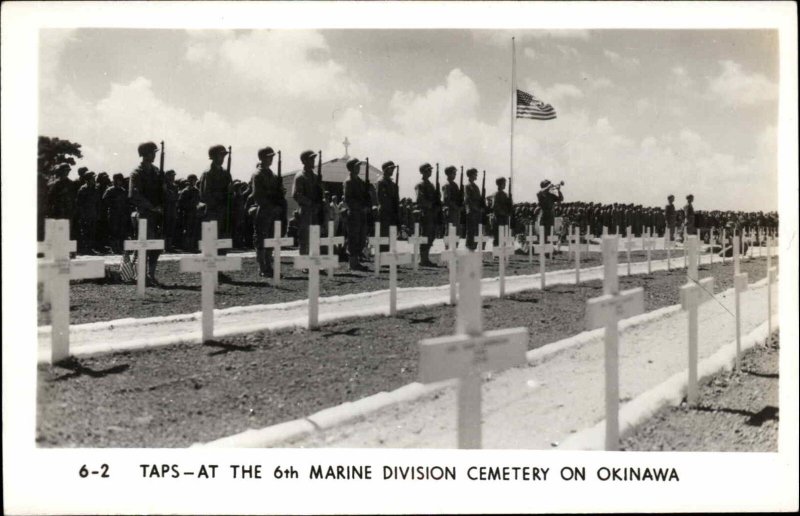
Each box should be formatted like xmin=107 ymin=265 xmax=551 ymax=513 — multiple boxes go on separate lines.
xmin=38 ymin=219 xmax=105 ymax=363
xmin=406 ymin=222 xmax=426 ymax=271
xmin=585 ymin=236 xmax=645 ymax=450
xmin=547 ymin=232 xmax=560 ymax=259
xmin=263 ymin=220 xmax=293 ymax=285
xmin=123 ymin=218 xmax=165 ymax=297
xmin=293 ymin=225 xmax=339 ymax=329
xmin=180 ymin=221 xmax=242 ymax=342
xmin=321 ymin=220 xmax=345 ymax=277
xmin=732 ymin=235 xmax=749 ymax=366
xmin=623 ymin=226 xmax=635 ymax=276
xmin=664 ymin=235 xmax=676 ymax=271
xmin=418 ymin=252 xmax=527 ymax=449
xmin=526 ymin=224 xmax=535 ymax=263
xmin=368 ymin=222 xmax=389 ymax=276
xmin=475 ymin=224 xmax=493 ymax=260
xmin=533 ymin=225 xmax=554 ymax=291
xmin=642 ymin=229 xmax=655 ymax=274
xmin=679 ymin=235 xmax=715 ymax=406
xmin=440 ymin=225 xmax=462 ymax=305
xmin=380 ymin=226 xmax=412 ymax=316
xmin=568 ymin=226 xmax=588 ymax=284
xmin=38 ymin=218 xmax=77 ymax=305
xmin=491 ymin=226 xmax=514 ymax=298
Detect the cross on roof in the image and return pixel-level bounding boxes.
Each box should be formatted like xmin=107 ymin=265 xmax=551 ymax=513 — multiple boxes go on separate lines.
xmin=342 ymin=137 xmax=351 ymax=158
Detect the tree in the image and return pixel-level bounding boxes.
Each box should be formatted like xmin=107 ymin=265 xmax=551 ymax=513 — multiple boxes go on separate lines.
xmin=38 ymin=136 xmax=83 ymax=177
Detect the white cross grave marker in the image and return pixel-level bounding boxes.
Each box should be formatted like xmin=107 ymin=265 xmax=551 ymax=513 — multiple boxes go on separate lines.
xmin=123 ymin=218 xmax=165 ymax=297
xmin=407 ymin=222 xmax=426 ymax=272
xmin=321 ymin=220 xmax=345 ymax=277
xmin=683 ymin=228 xmax=688 ymax=268
xmin=180 ymin=221 xmax=242 ymax=342
xmin=293 ymin=225 xmax=339 ymax=329
xmin=679 ymin=235 xmax=715 ymax=406
xmin=526 ymin=224 xmax=535 ymax=263
xmin=380 ymin=226 xmax=412 ymax=316
xmin=623 ymin=226 xmax=635 ymax=276
xmin=664 ymin=235 xmax=675 ymax=271
xmin=533 ymin=225 xmax=554 ymax=291
xmin=642 ymin=229 xmax=655 ymax=274
xmin=418 ymin=252 xmax=527 ymax=449
xmin=491 ymin=225 xmax=514 ymax=298
xmin=440 ymin=225 xmax=462 ymax=305
xmin=585 ymin=236 xmax=645 ymax=450
xmin=475 ymin=224 xmax=493 ymax=260
xmin=368 ymin=222 xmax=389 ymax=276
xmin=547 ymin=232 xmax=560 ymax=260
xmin=39 ymin=218 xmax=77 ymax=305
xmin=568 ymin=226 xmax=588 ymax=284
xmin=263 ymin=220 xmax=293 ymax=285
xmin=38 ymin=219 xmax=105 ymax=363
xmin=732 ymin=235 xmax=749 ymax=366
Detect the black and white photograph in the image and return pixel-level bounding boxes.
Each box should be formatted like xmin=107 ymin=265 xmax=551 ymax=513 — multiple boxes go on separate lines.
xmin=3 ymin=1 xmax=798 ymax=514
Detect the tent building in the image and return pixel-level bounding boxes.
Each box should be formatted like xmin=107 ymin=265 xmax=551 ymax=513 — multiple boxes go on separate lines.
xmin=281 ymin=138 xmax=381 ymax=216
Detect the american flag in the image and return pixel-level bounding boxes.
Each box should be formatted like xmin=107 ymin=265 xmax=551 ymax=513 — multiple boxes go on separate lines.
xmin=120 ymin=252 xmax=136 ymax=283
xmin=516 ymin=89 xmax=557 ymax=120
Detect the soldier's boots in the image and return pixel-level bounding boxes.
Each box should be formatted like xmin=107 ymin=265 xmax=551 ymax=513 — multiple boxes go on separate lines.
xmin=349 ymin=256 xmax=368 ymax=272
xmin=419 ymin=246 xmax=437 ymax=267
xmin=256 ymin=249 xmax=273 ymax=277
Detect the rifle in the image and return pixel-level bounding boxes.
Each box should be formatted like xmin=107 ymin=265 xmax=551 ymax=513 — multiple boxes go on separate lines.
xmin=435 ymin=163 xmax=442 ymax=237
xmin=160 ymin=140 xmax=165 ymax=174
xmin=317 ymin=149 xmax=325 ymax=223
xmin=225 ymin=145 xmax=232 ymax=236
xmin=481 ymin=169 xmax=486 ymax=224
xmin=278 ymin=150 xmax=287 ymax=233
xmin=459 ymin=166 xmax=464 ymax=196
xmin=508 ymin=175 xmax=514 ymax=234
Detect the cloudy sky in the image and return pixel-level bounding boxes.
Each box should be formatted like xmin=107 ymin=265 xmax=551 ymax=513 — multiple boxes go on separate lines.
xmin=40 ymin=28 xmax=778 ymax=211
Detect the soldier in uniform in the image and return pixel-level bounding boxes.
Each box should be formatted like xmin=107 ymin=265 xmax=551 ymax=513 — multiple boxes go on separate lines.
xmin=442 ymin=166 xmax=463 ymax=237
xmin=103 ymin=173 xmax=131 ymax=254
xmin=464 ymin=168 xmax=483 ymax=250
xmin=492 ymin=177 xmax=512 ymax=246
xmin=129 ymin=141 xmax=165 ymax=285
xmin=343 ymin=158 xmax=370 ymax=271
xmin=76 ymin=172 xmax=99 ymax=254
xmin=46 ymin=165 xmax=74 ymax=230
xmin=414 ymin=163 xmax=438 ymax=267
xmin=251 ymin=146 xmax=285 ymax=277
xmin=292 ymin=150 xmax=324 ymax=256
xmin=683 ymin=194 xmax=696 ymax=235
xmin=199 ymin=145 xmax=233 ymax=239
xmin=536 ymin=179 xmax=563 ymax=257
xmin=178 ymin=174 xmax=200 ymax=252
xmin=95 ymin=172 xmax=112 ymax=252
xmin=377 ymin=161 xmax=400 ymax=253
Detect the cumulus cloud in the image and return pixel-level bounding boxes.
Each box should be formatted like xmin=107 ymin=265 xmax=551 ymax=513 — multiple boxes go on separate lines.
xmin=39 ymin=29 xmax=78 ymax=92
xmin=707 ymin=60 xmax=777 ymax=106
xmin=185 ymin=30 xmax=368 ymax=101
xmin=40 ymin=76 xmax=301 ymax=181
xmin=473 ymin=29 xmax=590 ymax=47
xmin=603 ymin=49 xmax=640 ymax=69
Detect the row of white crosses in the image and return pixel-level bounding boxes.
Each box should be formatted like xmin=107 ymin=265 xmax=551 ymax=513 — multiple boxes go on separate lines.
xmin=38 ymin=219 xmax=106 ymax=363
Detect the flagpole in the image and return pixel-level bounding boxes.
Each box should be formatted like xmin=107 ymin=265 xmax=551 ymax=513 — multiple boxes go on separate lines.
xmin=510 ymin=36 xmax=516 ymax=225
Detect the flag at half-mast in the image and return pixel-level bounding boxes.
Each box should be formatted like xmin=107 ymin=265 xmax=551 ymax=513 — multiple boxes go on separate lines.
xmin=516 ymin=89 xmax=556 ymax=120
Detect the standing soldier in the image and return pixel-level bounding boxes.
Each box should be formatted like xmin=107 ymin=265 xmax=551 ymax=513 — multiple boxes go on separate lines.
xmin=251 ymin=146 xmax=285 ymax=277
xmin=129 ymin=141 xmax=165 ymax=285
xmin=464 ymin=168 xmax=482 ymax=250
xmin=377 ymin=161 xmax=400 ymax=252
xmin=536 ymin=179 xmax=563 ymax=255
xmin=76 ymin=171 xmax=99 ymax=255
xmin=442 ymin=166 xmax=463 ymax=236
xmin=343 ymin=158 xmax=369 ymax=271
xmin=46 ymin=164 xmax=75 ymax=230
xmin=199 ymin=145 xmax=233 ymax=239
xmin=292 ymin=149 xmax=324 ymax=256
xmin=163 ymin=170 xmax=179 ymax=252
xmin=103 ymin=173 xmax=131 ymax=254
xmin=414 ymin=162 xmax=438 ymax=267
xmin=178 ymin=174 xmax=201 ymax=252
xmin=493 ymin=177 xmax=512 ymax=246
xmin=95 ymin=172 xmax=112 ymax=252
xmin=683 ymin=193 xmax=696 ymax=235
